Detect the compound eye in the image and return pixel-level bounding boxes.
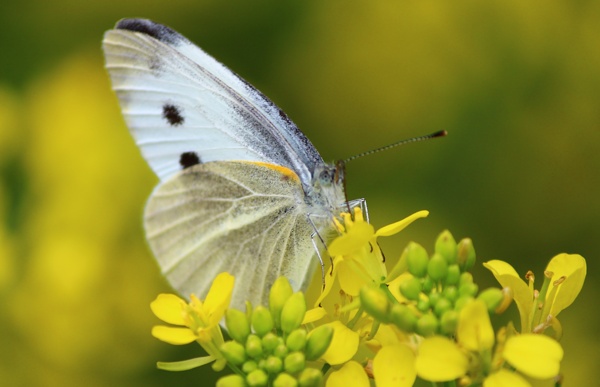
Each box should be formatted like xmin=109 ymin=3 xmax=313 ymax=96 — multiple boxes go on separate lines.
xmin=318 ymin=169 xmax=333 ymax=186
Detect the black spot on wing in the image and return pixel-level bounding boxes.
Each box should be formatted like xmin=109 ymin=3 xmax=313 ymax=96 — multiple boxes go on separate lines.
xmin=179 ymin=152 xmax=201 ymax=169
xmin=115 ymin=19 xmax=182 ymax=45
xmin=162 ymin=104 xmax=185 ymax=126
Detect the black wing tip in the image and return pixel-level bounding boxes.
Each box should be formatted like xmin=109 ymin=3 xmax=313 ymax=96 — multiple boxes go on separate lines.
xmin=115 ymin=18 xmax=182 ymax=45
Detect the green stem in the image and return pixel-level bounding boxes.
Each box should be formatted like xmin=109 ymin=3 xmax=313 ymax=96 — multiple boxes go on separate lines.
xmin=347 ymin=306 xmax=364 ymax=330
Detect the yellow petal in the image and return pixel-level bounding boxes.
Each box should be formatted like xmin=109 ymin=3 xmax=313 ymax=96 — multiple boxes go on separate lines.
xmin=314 ymin=257 xmax=341 ymax=307
xmin=503 ymin=334 xmax=563 ymax=379
xmin=328 ymin=221 xmax=374 ymax=256
xmin=416 ymin=336 xmax=468 ymax=381
xmin=326 ymin=361 xmax=369 ymax=387
xmin=373 ymin=344 xmax=416 ymax=387
xmin=387 ymin=272 xmax=413 ymax=303
xmin=150 ymin=293 xmax=186 ymax=325
xmin=483 ymin=260 xmax=532 ymax=332
xmin=484 ymin=369 xmax=531 ymax=387
xmin=203 ymin=272 xmax=235 ymax=326
xmin=151 ymin=325 xmax=197 ymax=345
xmin=337 ymin=259 xmax=367 ymax=296
xmin=303 ymin=307 xmax=328 ymax=324
xmin=375 ymin=210 xmax=429 ymax=237
xmin=320 ymin=321 xmax=359 ymax=365
xmin=457 ymin=300 xmax=495 ymax=351
xmin=545 ymin=254 xmax=586 ymax=317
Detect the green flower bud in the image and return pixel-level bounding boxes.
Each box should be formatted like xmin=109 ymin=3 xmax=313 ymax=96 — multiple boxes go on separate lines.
xmin=252 ymin=306 xmax=274 ymax=337
xmin=262 ymin=332 xmax=280 ymax=353
xmin=459 ymin=272 xmax=473 ymax=285
xmin=454 ymin=295 xmax=474 ymax=311
xmin=477 ymin=288 xmax=504 ymax=313
xmin=434 ymin=297 xmax=452 ymax=317
xmin=416 ymin=298 xmax=430 ymax=313
xmin=243 ymin=360 xmax=258 ymax=373
xmin=458 ymin=282 xmax=479 ymax=298
xmin=274 ymin=343 xmax=289 ymax=358
xmin=305 ymin=325 xmax=334 ymax=360
xmin=265 ymin=355 xmax=283 ymax=374
xmin=440 ymin=310 xmax=459 ymax=335
xmin=226 ymin=309 xmax=250 ymax=344
xmin=298 ymin=368 xmax=323 ymax=387
xmin=247 ymin=369 xmax=269 ymax=387
xmin=445 ymin=264 xmax=461 ymax=286
xmin=273 ymin=373 xmax=298 ymax=387
xmin=246 ymin=334 xmax=263 ymax=358
xmin=360 ymin=286 xmax=391 ymax=322
xmin=421 ymin=277 xmax=434 ymax=294
xmin=457 ymin=238 xmax=476 ymax=271
xmin=284 ymin=352 xmax=306 ymax=374
xmin=270 ymin=277 xmax=294 ymax=329
xmin=416 ymin=313 xmax=439 ymax=336
xmin=286 ymin=329 xmax=307 ymax=352
xmin=428 ymin=253 xmax=448 ymax=282
xmin=428 ymin=292 xmax=441 ymax=307
xmin=221 ymin=341 xmax=246 ymax=365
xmin=435 ymin=230 xmax=457 ymax=264
xmin=442 ymin=286 xmax=458 ymax=303
xmin=390 ymin=304 xmax=417 ymax=332
xmin=406 ymin=242 xmax=429 ymax=278
xmin=217 ymin=374 xmax=246 ymax=387
xmin=280 ymin=292 xmax=306 ymax=334
xmin=399 ymin=277 xmax=422 ymax=301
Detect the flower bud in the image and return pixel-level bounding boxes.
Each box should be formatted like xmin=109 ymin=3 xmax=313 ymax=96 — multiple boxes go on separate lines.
xmin=416 ymin=299 xmax=430 ymax=313
xmin=298 ymin=368 xmax=323 ymax=387
xmin=440 ymin=310 xmax=459 ymax=335
xmin=273 ymin=373 xmax=298 ymax=387
xmin=477 ymin=288 xmax=504 ymax=313
xmin=390 ymin=304 xmax=417 ymax=332
xmin=226 ymin=309 xmax=250 ymax=344
xmin=416 ymin=313 xmax=439 ymax=336
xmin=262 ymin=332 xmax=280 ymax=353
xmin=442 ymin=286 xmax=458 ymax=303
xmin=421 ymin=277 xmax=434 ymax=294
xmin=243 ymin=360 xmax=258 ymax=373
xmin=265 ymin=355 xmax=283 ymax=374
xmin=435 ymin=230 xmax=457 ymax=264
xmin=454 ymin=295 xmax=474 ymax=311
xmin=246 ymin=334 xmax=263 ymax=358
xmin=459 ymin=282 xmax=479 ymax=298
xmin=286 ymin=329 xmax=307 ymax=352
xmin=459 ymin=272 xmax=473 ymax=285
xmin=274 ymin=343 xmax=289 ymax=358
xmin=280 ymin=292 xmax=306 ymax=334
xmin=247 ymin=369 xmax=269 ymax=386
xmin=221 ymin=341 xmax=246 ymax=365
xmin=406 ymin=242 xmax=429 ymax=278
xmin=252 ymin=306 xmax=274 ymax=337
xmin=399 ymin=276 xmax=422 ymax=301
xmin=428 ymin=292 xmax=441 ymax=307
xmin=217 ymin=374 xmax=246 ymax=387
xmin=284 ymin=352 xmax=306 ymax=374
xmin=305 ymin=325 xmax=334 ymax=360
xmin=360 ymin=286 xmax=391 ymax=322
xmin=270 ymin=277 xmax=294 ymax=329
xmin=434 ymin=297 xmax=452 ymax=317
xmin=457 ymin=238 xmax=476 ymax=271
xmin=428 ymin=253 xmax=448 ymax=281
xmin=445 ymin=264 xmax=461 ymax=286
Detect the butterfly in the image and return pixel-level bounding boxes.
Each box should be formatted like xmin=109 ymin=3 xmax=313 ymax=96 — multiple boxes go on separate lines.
xmin=102 ymin=19 xmax=357 ymax=309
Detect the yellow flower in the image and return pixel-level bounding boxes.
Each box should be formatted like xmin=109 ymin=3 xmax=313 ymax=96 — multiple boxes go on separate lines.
xmin=483 ymin=253 xmax=586 ymax=334
xmin=150 ymin=272 xmax=234 ymax=371
xmin=316 ymin=208 xmax=429 ymax=304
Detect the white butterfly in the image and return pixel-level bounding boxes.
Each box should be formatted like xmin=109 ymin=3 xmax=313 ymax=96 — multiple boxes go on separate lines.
xmin=102 ymin=19 xmax=356 ymax=308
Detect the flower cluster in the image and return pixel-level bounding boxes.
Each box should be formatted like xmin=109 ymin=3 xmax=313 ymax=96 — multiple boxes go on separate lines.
xmin=150 ymin=208 xmax=586 ymax=387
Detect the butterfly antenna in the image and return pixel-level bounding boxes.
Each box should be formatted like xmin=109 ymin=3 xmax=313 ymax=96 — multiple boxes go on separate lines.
xmin=342 ymin=130 xmax=448 ymax=164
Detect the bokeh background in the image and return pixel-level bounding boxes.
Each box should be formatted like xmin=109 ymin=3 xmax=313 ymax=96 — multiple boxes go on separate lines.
xmin=1 ymin=1 xmax=598 ymax=386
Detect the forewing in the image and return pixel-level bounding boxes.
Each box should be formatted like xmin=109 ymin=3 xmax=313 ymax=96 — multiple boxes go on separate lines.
xmin=144 ymin=161 xmax=318 ymax=308
xmin=103 ymin=19 xmax=322 ymax=183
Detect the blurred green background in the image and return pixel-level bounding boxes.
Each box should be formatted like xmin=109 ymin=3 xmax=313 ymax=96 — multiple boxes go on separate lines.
xmin=1 ymin=1 xmax=598 ymax=386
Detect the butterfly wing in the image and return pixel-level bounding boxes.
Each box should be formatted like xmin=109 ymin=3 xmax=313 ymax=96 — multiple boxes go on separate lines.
xmin=102 ymin=18 xmax=322 ymax=184
xmin=145 ymin=161 xmax=317 ymax=307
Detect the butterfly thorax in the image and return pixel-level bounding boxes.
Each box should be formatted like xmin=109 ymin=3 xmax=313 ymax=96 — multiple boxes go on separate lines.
xmin=305 ymin=162 xmax=347 ymax=220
